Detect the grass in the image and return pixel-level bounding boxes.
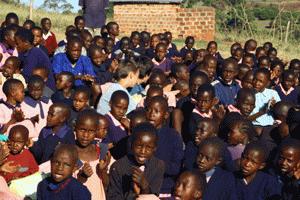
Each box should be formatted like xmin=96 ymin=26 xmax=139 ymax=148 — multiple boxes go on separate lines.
xmin=1 ymin=1 xmax=299 ymax=62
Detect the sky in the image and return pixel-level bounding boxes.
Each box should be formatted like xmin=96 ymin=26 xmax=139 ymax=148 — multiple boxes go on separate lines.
xmin=20 ymin=0 xmax=81 ymax=12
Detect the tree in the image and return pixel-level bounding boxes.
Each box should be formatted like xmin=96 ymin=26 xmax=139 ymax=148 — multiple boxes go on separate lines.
xmin=41 ymin=0 xmax=73 ymax=13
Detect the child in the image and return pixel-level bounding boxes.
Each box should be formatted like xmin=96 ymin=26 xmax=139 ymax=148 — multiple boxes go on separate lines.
xmin=106 ymin=22 xmax=120 ymax=44
xmin=30 ymin=103 xmax=75 ymax=164
xmin=96 ymin=114 xmax=109 ymax=142
xmin=270 ymin=60 xmax=284 ymax=87
xmin=32 ymin=66 xmax=54 ymax=98
xmin=201 ymin=55 xmax=217 ymax=82
xmin=92 ymin=35 xmax=106 ymax=49
xmin=145 ymin=34 xmax=160 ymax=59
xmin=173 ymin=171 xmax=207 ymax=200
xmin=138 ymin=85 xmax=164 ymax=108
xmin=241 ymin=71 xmax=254 ymax=89
xmin=0 ymin=125 xmax=38 ymax=183
xmin=206 ymin=41 xmax=223 ymax=65
xmin=23 ymin=19 xmax=35 ymax=30
xmin=107 ymin=122 xmax=165 ymax=199
xmin=275 ymin=70 xmax=299 ymax=105
xmin=180 ymin=36 xmax=196 ymax=58
xmin=196 ymin=137 xmax=237 ymax=200
xmin=22 ymin=75 xmax=53 ymax=137
xmin=130 ymin=31 xmax=144 ymax=55
xmin=174 ymin=80 xmax=190 ymax=101
xmin=41 ymin=17 xmax=57 ymax=57
xmin=235 ymin=141 xmax=281 ymax=200
xmin=171 ymin=63 xmax=190 ymax=82
xmin=242 ymin=53 xmax=255 ymax=70
xmin=0 ymin=25 xmax=18 ymax=67
xmin=74 ymin=110 xmax=109 ymax=200
xmin=145 ymin=96 xmax=183 ymax=196
xmin=232 ymin=48 xmax=243 ymax=64
xmin=258 ymin=56 xmax=271 ymax=69
xmin=32 ymin=26 xmax=48 ymax=55
xmin=74 ymin=16 xmax=85 ymax=31
xmin=244 ymin=39 xmax=257 ymax=54
xmin=152 ymin=42 xmax=173 ymax=73
xmin=51 ymin=71 xmax=75 ymax=107
xmin=37 ymin=144 xmax=91 ymax=200
xmin=212 ymin=58 xmax=240 ymax=106
xmin=81 ymin=29 xmax=93 ymax=50
xmin=236 ymin=64 xmax=250 ymax=86
xmin=69 ymin=87 xmax=90 ymax=126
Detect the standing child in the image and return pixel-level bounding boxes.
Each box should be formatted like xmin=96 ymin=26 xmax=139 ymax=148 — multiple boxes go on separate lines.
xmin=30 ymin=103 xmax=75 ymax=164
xmin=152 ymin=42 xmax=173 ymax=73
xmin=37 ymin=144 xmax=91 ymax=200
xmin=31 ymin=26 xmax=48 ymax=56
xmin=41 ymin=18 xmax=57 ymax=57
xmin=74 ymin=16 xmax=85 ymax=31
xmin=180 ymin=36 xmax=196 ymax=58
xmin=106 ymin=22 xmax=120 ymax=44
xmin=107 ymin=122 xmax=165 ymax=200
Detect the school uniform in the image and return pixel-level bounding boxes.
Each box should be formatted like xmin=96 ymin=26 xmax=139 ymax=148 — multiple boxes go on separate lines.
xmin=36 ymin=44 xmax=49 ymax=56
xmin=0 ymin=42 xmax=18 ymax=68
xmin=166 ymin=43 xmax=178 ymax=58
xmin=155 ymin=126 xmax=184 ymax=194
xmin=203 ymin=167 xmax=238 ymax=200
xmin=212 ymin=78 xmax=241 ymax=106
xmin=51 ymin=90 xmax=74 ymax=108
xmin=43 ymin=86 xmax=55 ymax=98
xmin=93 ymin=61 xmax=113 ymax=84
xmin=235 ymin=171 xmax=281 ymax=200
xmin=179 ymin=46 xmax=196 ymax=58
xmin=281 ymin=176 xmax=300 ymax=200
xmin=152 ymin=57 xmax=173 ymax=73
xmin=42 ymin=31 xmax=58 ymax=56
xmin=37 ymin=176 xmax=91 ymax=200
xmin=30 ymin=124 xmax=75 ymax=164
xmin=145 ymin=48 xmax=155 ymax=59
xmin=107 ymin=154 xmax=165 ymax=200
xmin=275 ymin=84 xmax=299 ymax=105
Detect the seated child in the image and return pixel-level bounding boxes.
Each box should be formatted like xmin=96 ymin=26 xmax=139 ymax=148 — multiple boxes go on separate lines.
xmin=180 ymin=36 xmax=196 ymax=58
xmin=74 ymin=110 xmax=109 ymax=200
xmin=201 ymin=55 xmax=218 ymax=82
xmin=270 ymin=60 xmax=284 ymax=87
xmin=275 ymin=70 xmax=299 ymax=105
xmin=107 ymin=122 xmax=165 ymax=200
xmin=22 ymin=75 xmax=53 ymax=137
xmin=235 ymin=141 xmax=281 ymax=200
xmin=212 ymin=58 xmax=240 ymax=106
xmin=81 ymin=29 xmax=93 ymax=51
xmin=207 ymin=41 xmax=223 ymax=74
xmin=242 ymin=53 xmax=256 ymax=70
xmin=41 ymin=17 xmax=58 ymax=57
xmin=171 ymin=63 xmax=190 ymax=82
xmin=0 ymin=125 xmax=38 ymax=183
xmin=152 ymin=43 xmax=173 ymax=73
xmin=137 ymin=85 xmax=163 ymax=108
xmin=197 ymin=137 xmax=237 ymax=200
xmin=145 ymin=96 xmax=183 ymax=196
xmin=32 ymin=66 xmax=54 ymax=98
xmin=145 ymin=34 xmax=160 ymax=59
xmin=173 ymin=80 xmax=190 ymax=102
xmin=31 ymin=26 xmax=48 ymax=55
xmin=30 ymin=103 xmax=75 ymax=164
xmin=106 ymin=21 xmax=120 ymax=44
xmin=37 ymin=144 xmax=91 ymax=200
xmin=241 ymin=71 xmax=254 ymax=89
xmin=173 ymin=171 xmax=207 ymax=200
xmin=74 ymin=16 xmax=85 ymax=31
xmin=130 ymin=31 xmax=144 ymax=55
xmin=51 ymin=71 xmax=75 ymax=107
xmin=0 ymin=25 xmax=18 ymax=68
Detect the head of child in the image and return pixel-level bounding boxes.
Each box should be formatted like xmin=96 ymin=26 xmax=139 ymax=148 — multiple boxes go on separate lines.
xmin=75 ymin=110 xmax=98 ymax=148
xmin=171 ymin=63 xmax=190 ymax=82
xmin=92 ymin=36 xmax=106 ymax=49
xmin=109 ymin=90 xmax=129 ymax=121
xmin=88 ymin=45 xmax=107 ymax=67
xmin=140 ymin=31 xmax=150 ymax=47
xmin=2 ymin=56 xmax=21 ymax=78
xmin=240 ymin=141 xmax=268 ymax=182
xmin=281 ymin=70 xmax=295 ymax=91
xmin=145 ymin=85 xmax=163 ymax=106
xmin=230 ymin=42 xmax=242 ymax=57
xmin=50 ymin=144 xmax=78 ymax=183
xmin=5 ymin=12 xmax=19 ymax=26
xmin=41 ymin=18 xmax=51 ymax=32
xmin=74 ymin=16 xmax=85 ymax=31
xmin=114 ymin=60 xmax=139 ymax=88
xmin=233 ymin=48 xmax=243 ymax=62
xmin=207 ymin=41 xmax=218 ymax=56
xmin=135 ymin=56 xmax=153 ymax=85
xmin=148 ymin=69 xmax=167 ymax=88
xmin=255 ymin=47 xmax=267 ymax=60
xmin=150 ymin=34 xmax=160 ymax=49
xmin=47 ymin=103 xmax=70 ymax=129
xmin=3 ymin=79 xmax=24 ymax=104
xmin=100 ymin=25 xmax=108 ymax=38
xmin=119 ymin=37 xmax=131 ymax=53
xmin=196 ymin=83 xmax=217 ymax=114
xmin=263 ymin=42 xmax=273 ymax=52
xmin=174 ymin=171 xmax=207 ymax=200
xmin=197 ymin=137 xmax=225 ymax=173
xmin=174 ymin=80 xmax=190 ymax=99
xmin=227 ymin=119 xmax=255 ymax=146
xmin=268 ymin=47 xmax=277 ymax=61
xmin=66 ymin=36 xmax=83 ymax=64
xmin=273 ymin=101 xmax=293 ymax=123
xmin=96 ymin=114 xmax=109 ymax=140
xmin=104 ymin=37 xmax=114 ymax=54
xmin=8 ymin=125 xmax=29 ymax=155
xmin=237 ymin=64 xmax=250 ymax=81
xmin=202 ymin=55 xmax=217 ymax=81
xmin=73 ymin=87 xmax=90 ymax=112
xmin=221 ymin=58 xmax=238 ymax=84
xmin=253 ymin=68 xmax=270 ymax=93
xmin=271 ymin=60 xmax=284 ymax=80
xmin=244 ymin=39 xmax=257 ymax=54
xmin=258 ymin=56 xmax=271 ymax=69
xmin=128 ymin=110 xmax=147 ymax=132
xmin=31 ymin=27 xmax=43 ymax=47
xmin=236 ymin=88 xmax=255 ymax=117
xmin=28 ymin=75 xmax=45 ymax=100
xmin=130 ymin=31 xmax=141 ymax=48
xmin=155 ymin=42 xmax=167 ymax=62
xmin=23 ymin=19 xmax=35 ymax=30
xmin=289 ymin=59 xmax=300 ymax=76
xmin=2 ymin=25 xmax=18 ymax=49
xmin=80 ymin=29 xmax=93 ymax=49
xmin=146 ymin=96 xmax=168 ymax=129
xmin=241 ymin=71 xmax=254 ymax=89
xmin=194 ymin=118 xmax=218 ymax=146
xmin=195 ymin=49 xmax=208 ymax=64
xmin=278 ymin=138 xmax=300 ymax=177
xmin=189 ymin=71 xmax=209 ymax=99
xmin=14 ymin=28 xmax=34 ymax=54
xmin=185 ymin=36 xmax=195 ymax=50
xmin=56 ymin=71 xmax=74 ymax=91
xmin=32 ymin=66 xmax=50 ymax=83
xmin=242 ymin=53 xmax=255 ymax=70
xmin=107 ymin=21 xmax=119 ymax=38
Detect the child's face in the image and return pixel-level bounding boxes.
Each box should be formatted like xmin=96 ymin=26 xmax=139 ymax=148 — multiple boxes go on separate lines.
xmin=73 ymin=92 xmax=88 ymax=112
xmin=120 ymin=39 xmax=130 ymax=52
xmin=282 ymin=74 xmax=295 ymax=91
xmin=222 ymin=64 xmax=237 ymax=83
xmin=155 ymin=46 xmax=167 ymax=61
xmin=150 ymin=36 xmax=160 ymax=49
xmin=12 ymin=84 xmax=25 ymax=103
xmin=256 ymin=49 xmax=266 ymax=59
xmin=2 ymin=59 xmax=17 ymax=78
xmin=42 ymin=20 xmax=51 ymax=31
xmin=242 ymin=73 xmax=254 ymax=89
xmin=146 ymin=101 xmax=167 ymax=129
xmin=178 ymin=67 xmax=190 ymax=81
xmin=32 ymin=69 xmax=48 ymax=82
xmin=186 ymin=39 xmax=194 ymax=49
xmin=237 ymin=95 xmax=255 ymax=117
xmin=259 ymin=59 xmax=270 ymax=69
xmin=51 ymin=150 xmax=76 ymax=183
xmin=240 ymin=149 xmax=265 ymax=178
xmin=190 ymin=77 xmax=206 ymax=98
xmin=83 ymin=35 xmax=92 ymax=49
xmin=32 ymin=29 xmax=43 ymax=46
xmin=97 ymin=118 xmax=108 ymax=139
xmin=29 ymin=82 xmax=44 ymax=100
xmin=91 ymin=50 xmax=106 ymax=66
xmin=242 ymin=57 xmax=254 ymax=69
xmin=174 ymin=173 xmax=202 ymax=200
xmin=205 ymin=59 xmax=217 ymax=81
xmin=228 ymin=125 xmax=245 ymax=145
xmin=194 ymin=121 xmax=215 ymax=146
xmin=15 ymin=36 xmax=29 ymax=53
xmin=278 ymin=147 xmax=300 ymax=176
xmin=75 ymin=19 xmax=85 ymax=31
xmin=95 ymin=38 xmax=105 ymax=49
xmin=197 ymin=144 xmax=221 ymax=173
xmin=8 ymin=131 xmax=27 ymax=155
xmin=56 ymin=75 xmax=71 ymax=90
xmin=233 ymin=50 xmax=243 ymax=61
xmin=271 ymin=66 xmax=282 ymax=79
xmin=132 ymin=133 xmax=156 ymax=165
xmin=179 ymin=84 xmax=190 ymax=98
xmin=75 ymin=119 xmax=97 ymax=147
xmin=253 ymin=72 xmax=269 ymax=92
xmin=131 ymin=35 xmax=140 ymax=47
xmin=47 ymin=106 xmax=64 ymax=127
xmin=110 ymin=98 xmax=129 ymax=121
xmin=109 ymin=24 xmax=119 ymax=36
xmin=196 ymin=92 xmax=214 ymax=113
xmin=208 ymin=43 xmax=217 ymax=55
xmin=196 ymin=50 xmax=207 ymax=63
xmin=4 ymin=31 xmax=17 ymax=49
xmin=66 ymin=42 xmax=82 ymax=63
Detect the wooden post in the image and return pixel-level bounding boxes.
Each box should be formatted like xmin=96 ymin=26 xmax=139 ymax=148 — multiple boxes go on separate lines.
xmin=29 ymin=0 xmax=33 ymax=19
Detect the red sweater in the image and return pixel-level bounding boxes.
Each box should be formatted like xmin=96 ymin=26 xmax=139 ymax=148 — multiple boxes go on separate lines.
xmin=43 ymin=31 xmax=58 ymax=56
xmin=0 ymin=149 xmax=39 ymax=183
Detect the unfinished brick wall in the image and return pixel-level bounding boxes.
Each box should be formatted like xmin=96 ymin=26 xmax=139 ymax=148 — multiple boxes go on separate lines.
xmin=113 ymin=3 xmax=215 ymax=41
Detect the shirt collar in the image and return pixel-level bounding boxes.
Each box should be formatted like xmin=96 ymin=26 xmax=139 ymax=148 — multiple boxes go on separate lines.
xmin=42 ymin=124 xmax=69 ymax=139
xmin=218 ymin=77 xmax=236 ymax=86
xmin=24 ymin=96 xmax=50 ymax=107
xmin=279 ymin=83 xmax=294 ymax=96
xmin=0 ymin=99 xmax=20 ymax=109
xmin=107 ymin=112 xmax=125 ymax=130
xmin=47 ymin=177 xmax=72 ymax=192
xmin=43 ymin=31 xmax=52 ymax=40
xmin=205 ymin=167 xmax=216 ymax=182
xmin=0 ymin=43 xmax=15 ymax=55
xmin=192 ymin=107 xmax=213 ymax=118
xmin=152 ymin=57 xmax=166 ymax=66
xmin=227 ymin=104 xmax=241 ymax=114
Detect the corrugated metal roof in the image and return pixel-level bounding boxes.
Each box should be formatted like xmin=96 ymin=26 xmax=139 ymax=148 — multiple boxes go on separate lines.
xmin=111 ymin=0 xmax=182 ymax=3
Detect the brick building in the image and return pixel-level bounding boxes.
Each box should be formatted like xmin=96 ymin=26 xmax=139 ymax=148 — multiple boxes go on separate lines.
xmin=111 ymin=0 xmax=215 ymax=41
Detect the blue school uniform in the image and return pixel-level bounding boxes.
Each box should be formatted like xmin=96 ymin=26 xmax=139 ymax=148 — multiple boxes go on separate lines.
xmin=92 ymin=61 xmax=114 ymax=84
xmin=145 ymin=48 xmax=155 ymax=59
xmin=179 ymin=46 xmax=196 ymax=58
xmin=152 ymin=57 xmax=173 ymax=73
xmin=37 ymin=177 xmax=91 ymax=200
xmin=203 ymin=167 xmax=238 ymax=200
xmin=155 ymin=126 xmax=184 ymax=194
xmin=275 ymin=84 xmax=299 ymax=105
xmin=30 ymin=124 xmax=75 ymax=164
xmin=51 ymin=90 xmax=74 ymax=108
xmin=281 ymin=176 xmax=300 ymax=200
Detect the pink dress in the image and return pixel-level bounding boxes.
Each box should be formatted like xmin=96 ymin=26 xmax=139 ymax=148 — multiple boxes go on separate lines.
xmin=0 ymin=43 xmax=18 ymax=68
xmin=0 ymin=176 xmax=22 ymax=200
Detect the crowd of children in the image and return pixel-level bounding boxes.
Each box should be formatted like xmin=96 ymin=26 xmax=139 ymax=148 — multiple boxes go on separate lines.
xmin=0 ymin=11 xmax=300 ymax=200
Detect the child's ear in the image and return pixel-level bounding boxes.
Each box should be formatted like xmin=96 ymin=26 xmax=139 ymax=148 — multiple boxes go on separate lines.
xmin=259 ymin=162 xmax=266 ymax=170
xmin=194 ymin=190 xmax=202 ymax=200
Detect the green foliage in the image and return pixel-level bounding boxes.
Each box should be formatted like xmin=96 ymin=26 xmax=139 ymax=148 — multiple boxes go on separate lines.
xmin=41 ymin=0 xmax=73 ymax=13
xmin=252 ymin=7 xmax=278 ymax=20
